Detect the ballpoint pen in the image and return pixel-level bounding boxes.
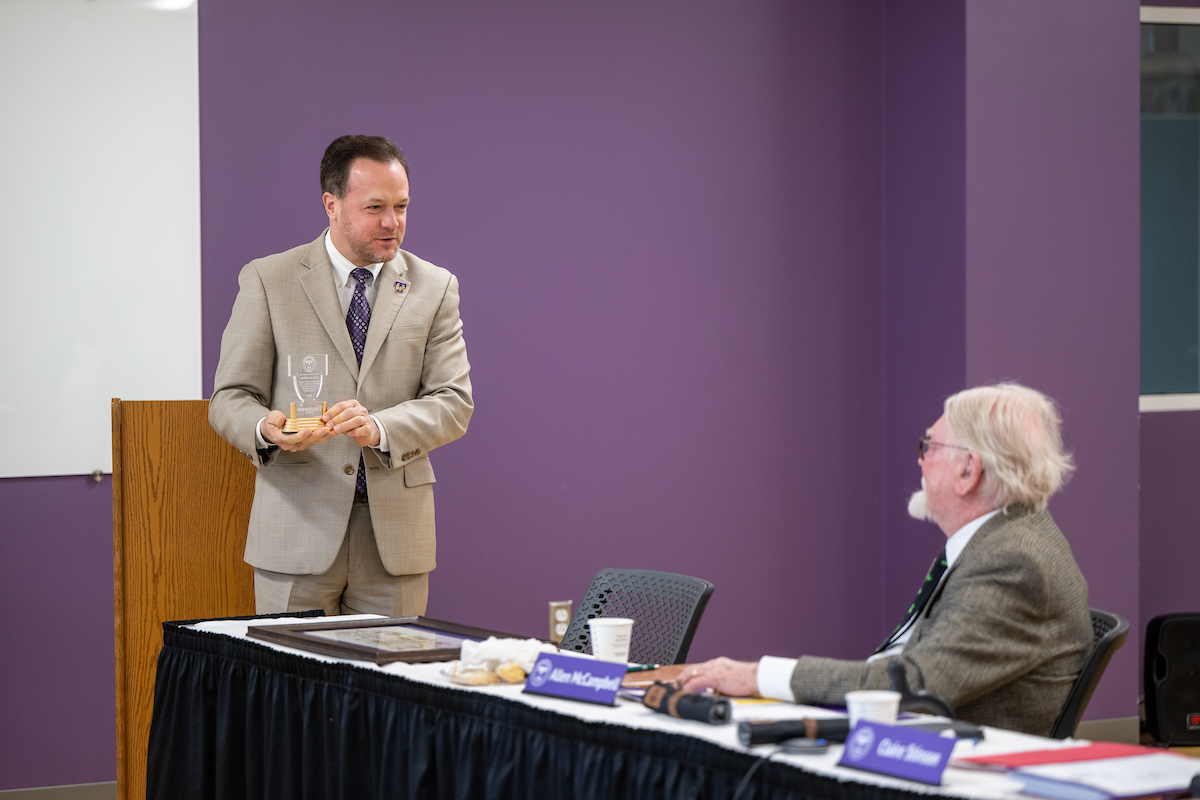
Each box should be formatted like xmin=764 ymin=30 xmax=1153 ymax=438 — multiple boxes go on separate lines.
xmin=624 ymin=663 xmax=660 ymax=672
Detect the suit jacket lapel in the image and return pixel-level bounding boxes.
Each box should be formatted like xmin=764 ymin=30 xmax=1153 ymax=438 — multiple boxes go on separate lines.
xmin=298 ymin=237 xmax=361 ymax=380
xmin=359 ymin=256 xmax=411 ymax=379
xmin=921 ymin=510 xmax=1008 ymax=622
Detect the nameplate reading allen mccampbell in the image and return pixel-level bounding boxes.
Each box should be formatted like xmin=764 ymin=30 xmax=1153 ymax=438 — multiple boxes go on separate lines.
xmin=836 ymin=721 xmax=955 ymax=785
xmin=522 ymin=652 xmax=627 ymax=706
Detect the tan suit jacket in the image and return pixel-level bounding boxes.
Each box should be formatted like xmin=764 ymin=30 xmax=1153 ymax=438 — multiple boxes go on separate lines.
xmin=209 ymin=233 xmax=472 ymax=576
xmin=789 ymin=505 xmax=1092 ymax=736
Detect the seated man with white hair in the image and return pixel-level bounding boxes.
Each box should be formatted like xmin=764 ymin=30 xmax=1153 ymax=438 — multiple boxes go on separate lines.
xmin=682 ymin=383 xmax=1092 ymax=736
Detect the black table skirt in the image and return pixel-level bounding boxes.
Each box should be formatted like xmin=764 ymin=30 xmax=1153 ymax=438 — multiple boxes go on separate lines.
xmin=146 ymin=619 xmax=927 ymax=800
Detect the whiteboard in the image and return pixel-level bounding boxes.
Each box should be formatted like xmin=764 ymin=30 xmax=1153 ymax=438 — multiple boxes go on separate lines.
xmin=0 ymin=0 xmax=201 ymax=478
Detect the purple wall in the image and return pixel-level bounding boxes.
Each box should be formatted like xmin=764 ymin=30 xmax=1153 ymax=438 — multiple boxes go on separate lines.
xmin=0 ymin=476 xmax=115 ymax=789
xmin=0 ymin=0 xmax=1155 ymax=790
xmin=1141 ymin=412 xmax=1200 ymax=630
xmin=881 ymin=0 xmax=968 ymax=635
xmin=198 ymin=0 xmax=886 ymax=663
xmin=881 ymin=0 xmax=1142 ymax=722
xmin=963 ymin=0 xmax=1141 ymax=719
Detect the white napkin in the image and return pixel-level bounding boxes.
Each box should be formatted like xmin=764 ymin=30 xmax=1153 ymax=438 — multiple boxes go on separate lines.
xmin=460 ymin=636 xmax=558 ymax=673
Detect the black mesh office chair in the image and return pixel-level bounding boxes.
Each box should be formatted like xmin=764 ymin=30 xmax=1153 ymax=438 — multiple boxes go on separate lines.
xmin=1048 ymin=608 xmax=1129 ymax=739
xmin=558 ymin=568 xmax=714 ymax=665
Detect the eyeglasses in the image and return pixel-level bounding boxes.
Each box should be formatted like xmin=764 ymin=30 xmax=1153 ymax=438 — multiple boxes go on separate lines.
xmin=918 ymin=435 xmax=972 ymax=461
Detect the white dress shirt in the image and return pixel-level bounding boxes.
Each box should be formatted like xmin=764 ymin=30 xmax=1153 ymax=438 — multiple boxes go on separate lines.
xmin=755 ymin=509 xmax=1002 ymax=702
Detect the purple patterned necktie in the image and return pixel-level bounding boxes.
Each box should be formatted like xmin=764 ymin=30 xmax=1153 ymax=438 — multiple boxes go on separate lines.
xmin=347 ymin=267 xmax=372 ymax=496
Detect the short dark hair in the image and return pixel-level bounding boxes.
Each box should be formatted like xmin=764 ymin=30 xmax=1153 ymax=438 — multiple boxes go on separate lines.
xmin=320 ymin=135 xmax=409 ymax=198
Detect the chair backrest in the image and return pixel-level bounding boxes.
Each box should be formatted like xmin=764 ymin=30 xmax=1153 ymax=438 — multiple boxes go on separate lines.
xmin=1048 ymin=608 xmax=1130 ymax=739
xmin=558 ymin=568 xmax=715 ymax=665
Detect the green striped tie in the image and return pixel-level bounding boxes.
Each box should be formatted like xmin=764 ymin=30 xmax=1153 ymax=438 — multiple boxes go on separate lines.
xmin=873 ymin=550 xmax=947 ymax=654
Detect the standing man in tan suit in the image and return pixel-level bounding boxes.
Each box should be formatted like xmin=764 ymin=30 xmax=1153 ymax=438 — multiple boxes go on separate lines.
xmin=210 ymin=135 xmax=472 ymax=617
xmin=682 ymin=383 xmax=1092 ymax=736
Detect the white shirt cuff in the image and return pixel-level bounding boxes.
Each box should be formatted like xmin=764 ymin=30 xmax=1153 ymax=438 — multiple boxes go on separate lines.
xmin=756 ymin=655 xmax=798 ymax=702
xmin=255 ymin=416 xmax=270 ymax=449
xmin=371 ymin=415 xmax=389 ymax=452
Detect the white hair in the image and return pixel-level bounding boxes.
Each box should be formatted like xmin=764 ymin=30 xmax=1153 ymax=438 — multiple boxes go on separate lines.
xmin=943 ymin=383 xmax=1074 ymax=511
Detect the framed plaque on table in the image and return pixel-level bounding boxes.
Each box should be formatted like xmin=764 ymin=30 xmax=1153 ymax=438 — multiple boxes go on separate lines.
xmin=246 ymin=615 xmax=529 ymax=665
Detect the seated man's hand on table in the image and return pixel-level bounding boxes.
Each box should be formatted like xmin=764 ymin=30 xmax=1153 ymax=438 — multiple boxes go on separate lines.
xmin=679 ymin=657 xmax=759 ymax=696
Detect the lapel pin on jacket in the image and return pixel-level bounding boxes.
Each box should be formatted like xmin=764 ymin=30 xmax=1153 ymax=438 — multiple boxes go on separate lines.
xmin=394 ymin=281 xmax=408 ymax=295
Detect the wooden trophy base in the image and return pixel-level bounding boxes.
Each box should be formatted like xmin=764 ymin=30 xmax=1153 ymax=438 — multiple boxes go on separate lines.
xmin=282 ymin=402 xmax=327 ymax=433
xmin=282 ymin=417 xmax=323 ymax=432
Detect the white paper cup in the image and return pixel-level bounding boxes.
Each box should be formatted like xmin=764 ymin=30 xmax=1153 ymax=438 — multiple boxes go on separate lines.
xmin=587 ymin=617 xmax=634 ymax=662
xmin=845 ymin=690 xmax=901 ymax=727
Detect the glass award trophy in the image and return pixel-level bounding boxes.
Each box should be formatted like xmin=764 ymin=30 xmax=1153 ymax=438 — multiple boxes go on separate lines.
xmin=282 ymin=353 xmax=330 ymax=432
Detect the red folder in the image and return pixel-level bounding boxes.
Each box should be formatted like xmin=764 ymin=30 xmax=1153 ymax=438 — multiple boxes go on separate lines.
xmin=958 ymin=742 xmax=1161 ymax=769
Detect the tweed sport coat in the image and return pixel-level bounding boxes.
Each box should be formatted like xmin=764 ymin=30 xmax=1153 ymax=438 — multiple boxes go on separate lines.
xmin=209 ymin=233 xmax=472 ymax=577
xmin=789 ymin=505 xmax=1091 ymax=735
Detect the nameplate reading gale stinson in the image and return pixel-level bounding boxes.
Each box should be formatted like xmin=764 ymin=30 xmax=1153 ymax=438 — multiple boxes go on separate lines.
xmin=837 ymin=721 xmax=955 ymax=785
xmin=522 ymin=652 xmax=627 ymax=706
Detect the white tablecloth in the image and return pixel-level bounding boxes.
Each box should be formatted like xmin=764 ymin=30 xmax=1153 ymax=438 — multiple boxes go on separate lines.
xmin=191 ymin=615 xmax=1098 ymax=800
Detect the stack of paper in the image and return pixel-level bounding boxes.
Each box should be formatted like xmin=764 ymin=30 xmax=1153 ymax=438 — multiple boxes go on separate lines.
xmin=958 ymin=742 xmax=1200 ymax=800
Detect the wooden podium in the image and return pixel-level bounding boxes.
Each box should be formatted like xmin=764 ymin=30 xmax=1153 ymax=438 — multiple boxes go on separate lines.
xmin=111 ymin=399 xmax=256 ymax=800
